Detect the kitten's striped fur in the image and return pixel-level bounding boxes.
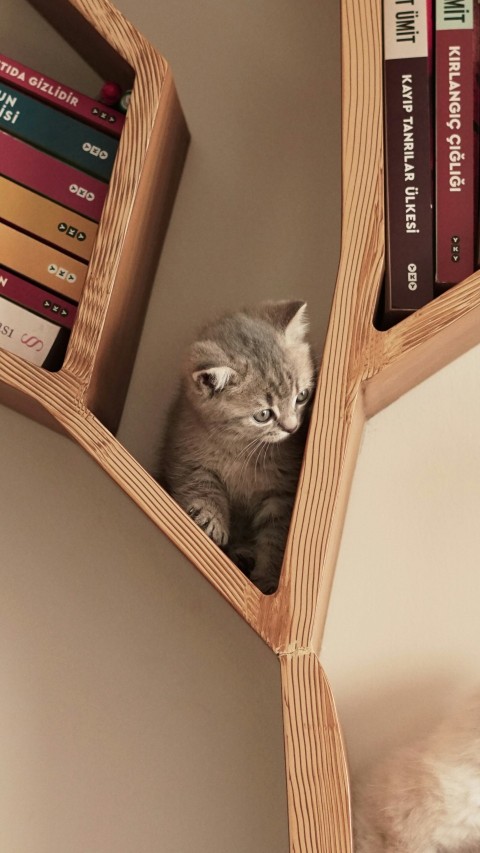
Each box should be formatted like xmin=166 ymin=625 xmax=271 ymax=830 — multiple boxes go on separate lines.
xmin=159 ymin=301 xmax=315 ymax=593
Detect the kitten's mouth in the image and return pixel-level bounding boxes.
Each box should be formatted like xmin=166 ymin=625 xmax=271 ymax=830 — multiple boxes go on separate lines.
xmin=265 ymin=431 xmax=295 ymax=444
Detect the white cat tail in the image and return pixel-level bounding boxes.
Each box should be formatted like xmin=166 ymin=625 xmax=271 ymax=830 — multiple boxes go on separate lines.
xmin=352 ymin=687 xmax=480 ymax=852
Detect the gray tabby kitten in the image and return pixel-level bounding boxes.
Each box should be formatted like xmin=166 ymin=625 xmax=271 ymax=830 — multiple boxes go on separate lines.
xmin=352 ymin=690 xmax=480 ymax=853
xmin=159 ymin=300 xmax=315 ymax=594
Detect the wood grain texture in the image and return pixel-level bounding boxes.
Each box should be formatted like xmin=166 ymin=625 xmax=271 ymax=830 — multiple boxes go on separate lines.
xmin=365 ymin=269 xmax=480 ymax=416
xmin=280 ymin=654 xmax=352 ymax=853
xmin=83 ymin=72 xmax=189 ymax=432
xmin=258 ymin=0 xmax=385 ymax=655
xmin=63 ymin=0 xmax=190 ymax=433
xmin=257 ymin=0 xmax=480 ymax=661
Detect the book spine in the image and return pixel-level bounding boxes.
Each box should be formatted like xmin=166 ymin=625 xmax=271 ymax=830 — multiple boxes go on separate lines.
xmin=0 ymin=82 xmax=118 ymax=181
xmin=0 ymin=266 xmax=77 ymax=330
xmin=0 ymin=53 xmax=124 ymax=138
xmin=0 ymin=294 xmax=67 ymax=368
xmin=383 ymin=0 xmax=435 ymax=318
xmin=0 ymin=222 xmax=87 ymax=301
xmin=435 ymin=0 xmax=478 ymax=286
xmin=0 ymin=131 xmax=108 ymax=222
xmin=0 ymin=175 xmax=98 ymax=262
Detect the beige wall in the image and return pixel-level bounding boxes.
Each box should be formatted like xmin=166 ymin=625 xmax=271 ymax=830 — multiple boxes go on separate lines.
xmin=0 ymin=407 xmax=289 ymax=852
xmin=322 ymin=342 xmax=480 ymax=781
xmin=112 ymin=0 xmax=342 ymax=472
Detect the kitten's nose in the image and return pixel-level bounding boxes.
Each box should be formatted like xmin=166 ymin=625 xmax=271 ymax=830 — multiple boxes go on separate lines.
xmin=279 ymin=416 xmax=298 ymax=434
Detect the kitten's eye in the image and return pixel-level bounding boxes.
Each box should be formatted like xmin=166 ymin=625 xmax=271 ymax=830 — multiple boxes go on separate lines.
xmin=253 ymin=408 xmax=274 ymax=423
xmin=296 ymin=388 xmax=310 ymax=405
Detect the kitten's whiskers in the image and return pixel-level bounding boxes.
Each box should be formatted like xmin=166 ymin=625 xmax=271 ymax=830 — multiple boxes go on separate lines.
xmin=232 ymin=436 xmax=262 ymax=465
xmin=239 ymin=437 xmax=265 ymax=484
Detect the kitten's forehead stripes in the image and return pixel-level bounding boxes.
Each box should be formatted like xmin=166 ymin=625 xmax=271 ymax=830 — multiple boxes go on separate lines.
xmin=190 ymin=305 xmax=315 ymax=438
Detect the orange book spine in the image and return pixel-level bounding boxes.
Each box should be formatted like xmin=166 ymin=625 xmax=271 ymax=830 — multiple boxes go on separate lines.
xmin=0 ymin=175 xmax=98 ymax=261
xmin=0 ymin=222 xmax=87 ymax=301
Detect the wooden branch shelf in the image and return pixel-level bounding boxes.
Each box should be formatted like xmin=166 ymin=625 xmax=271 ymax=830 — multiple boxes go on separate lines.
xmin=2 ymin=0 xmax=190 ymax=436
xmin=3 ymin=0 xmax=480 ymax=850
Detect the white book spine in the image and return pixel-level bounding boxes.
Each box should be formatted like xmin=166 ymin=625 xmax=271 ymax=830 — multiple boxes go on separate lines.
xmin=0 ymin=297 xmax=61 ymax=366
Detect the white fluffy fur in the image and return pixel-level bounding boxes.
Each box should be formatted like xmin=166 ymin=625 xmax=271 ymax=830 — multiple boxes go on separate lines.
xmin=352 ymin=691 xmax=480 ymax=852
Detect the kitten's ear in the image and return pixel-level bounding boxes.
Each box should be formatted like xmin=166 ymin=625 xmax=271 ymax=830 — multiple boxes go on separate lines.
xmin=284 ymin=301 xmax=308 ymax=346
xmin=192 ymin=365 xmax=236 ymax=393
xmin=188 ymin=340 xmax=236 ymax=394
xmin=261 ymin=300 xmax=308 ymax=345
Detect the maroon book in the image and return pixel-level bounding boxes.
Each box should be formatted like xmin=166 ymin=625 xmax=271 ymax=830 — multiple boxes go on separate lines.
xmin=382 ymin=0 xmax=435 ymax=321
xmin=0 ymin=53 xmax=124 ymax=138
xmin=0 ymin=131 xmax=108 ymax=222
xmin=0 ymin=266 xmax=77 ymax=330
xmin=435 ymin=0 xmax=480 ymax=288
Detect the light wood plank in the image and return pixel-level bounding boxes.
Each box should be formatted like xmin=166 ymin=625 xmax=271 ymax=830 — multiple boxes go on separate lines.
xmin=280 ymin=653 xmax=352 ymax=852
xmin=260 ymin=0 xmax=384 ymax=655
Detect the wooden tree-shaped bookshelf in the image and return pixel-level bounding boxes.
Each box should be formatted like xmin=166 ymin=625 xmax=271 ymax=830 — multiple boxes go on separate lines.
xmin=3 ymin=0 xmax=480 ymax=850
xmin=1 ymin=0 xmax=189 ymax=436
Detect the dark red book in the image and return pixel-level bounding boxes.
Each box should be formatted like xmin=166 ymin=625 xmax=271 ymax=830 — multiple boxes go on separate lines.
xmin=0 ymin=131 xmax=108 ymax=222
xmin=0 ymin=53 xmax=125 ymax=138
xmin=435 ymin=0 xmax=480 ymax=288
xmin=382 ymin=0 xmax=435 ymax=321
xmin=0 ymin=266 xmax=77 ymax=329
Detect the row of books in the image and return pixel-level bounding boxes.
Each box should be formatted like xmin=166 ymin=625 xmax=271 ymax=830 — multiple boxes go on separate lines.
xmin=0 ymin=52 xmax=126 ymax=369
xmin=381 ymin=0 xmax=479 ymax=324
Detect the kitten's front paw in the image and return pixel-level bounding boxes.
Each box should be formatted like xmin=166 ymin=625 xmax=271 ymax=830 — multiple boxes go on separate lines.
xmin=187 ymin=502 xmax=229 ymax=547
xmin=228 ymin=546 xmax=256 ymax=577
xmin=249 ymin=568 xmax=278 ymax=595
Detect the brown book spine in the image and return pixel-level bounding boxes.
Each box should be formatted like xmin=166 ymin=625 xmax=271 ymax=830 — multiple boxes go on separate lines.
xmin=0 ymin=221 xmax=87 ymax=301
xmin=383 ymin=0 xmax=434 ymax=321
xmin=0 ymin=53 xmax=124 ymax=138
xmin=0 ymin=175 xmax=98 ymax=261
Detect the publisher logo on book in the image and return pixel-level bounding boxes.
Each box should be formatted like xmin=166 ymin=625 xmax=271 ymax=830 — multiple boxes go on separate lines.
xmin=82 ymin=142 xmax=109 ymax=161
xmin=69 ymin=184 xmax=95 ymax=203
xmin=21 ymin=334 xmax=43 ymax=352
xmin=451 ymin=235 xmax=461 ymax=263
xmin=407 ymin=263 xmax=418 ymax=291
